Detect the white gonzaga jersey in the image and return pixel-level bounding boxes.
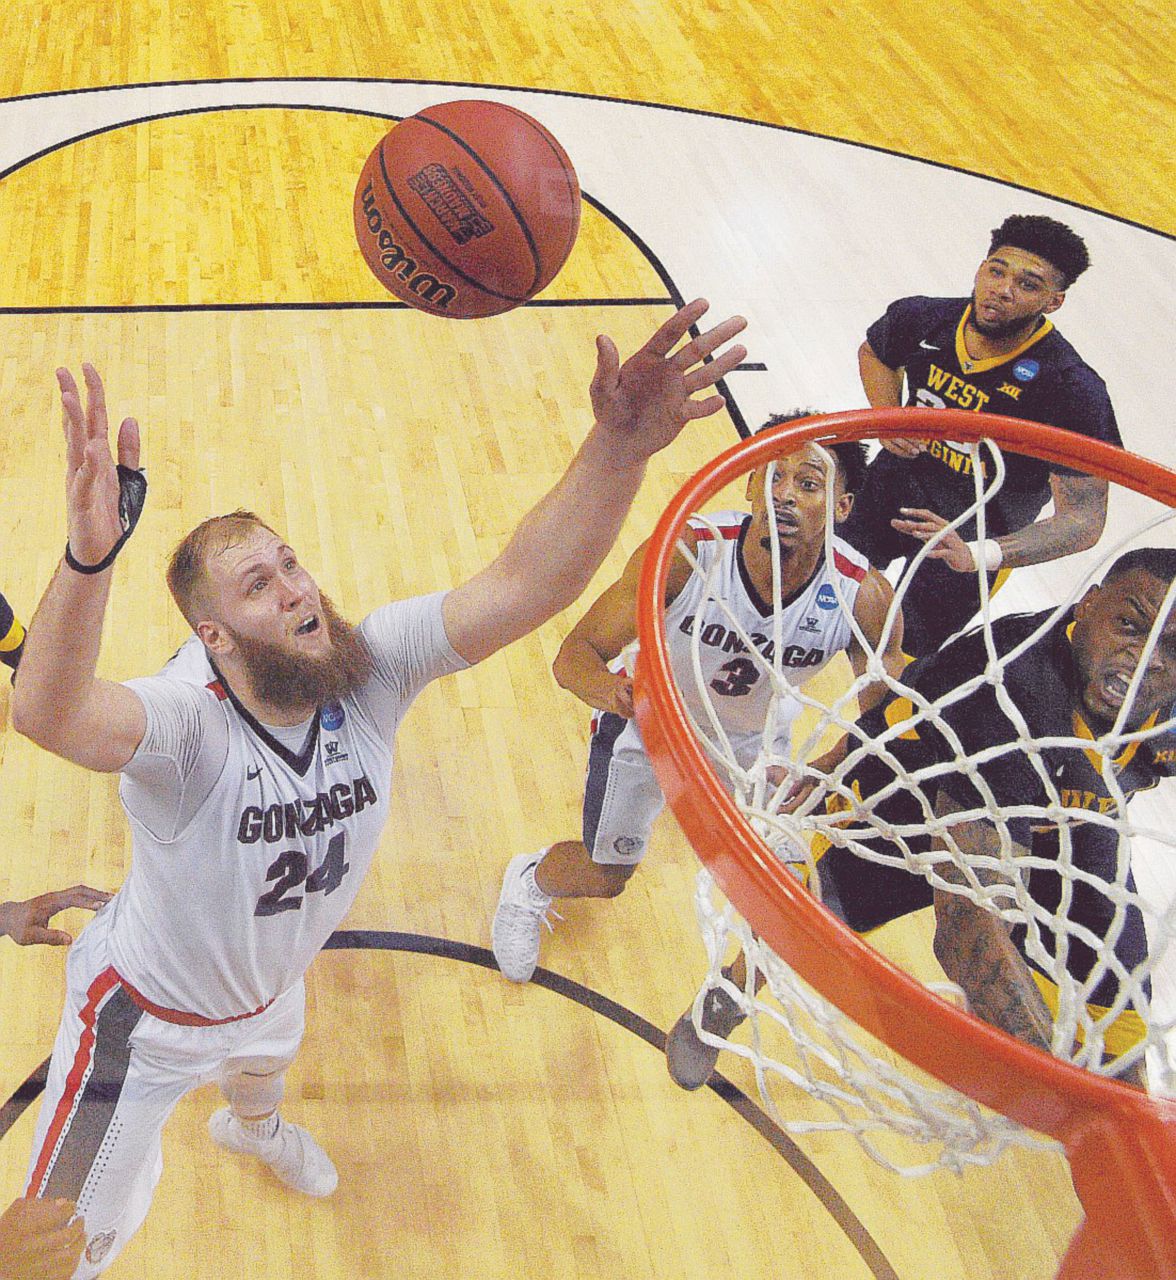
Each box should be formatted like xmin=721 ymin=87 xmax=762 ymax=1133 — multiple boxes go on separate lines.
xmin=105 ymin=592 xmax=466 ymax=1021
xmin=645 ymin=512 xmax=868 ymax=753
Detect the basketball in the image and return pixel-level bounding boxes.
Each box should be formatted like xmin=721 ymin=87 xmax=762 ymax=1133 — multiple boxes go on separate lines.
xmin=353 ymin=100 xmax=581 ymax=319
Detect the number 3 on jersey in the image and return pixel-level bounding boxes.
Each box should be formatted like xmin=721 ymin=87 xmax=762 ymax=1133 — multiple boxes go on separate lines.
xmin=711 ymin=656 xmax=760 ymax=697
xmin=255 ymin=831 xmax=351 ymax=917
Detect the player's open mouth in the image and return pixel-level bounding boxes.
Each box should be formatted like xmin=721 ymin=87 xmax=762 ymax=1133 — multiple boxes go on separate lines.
xmin=1100 ymin=671 xmax=1132 ymax=706
xmin=294 ymin=615 xmax=320 ymax=637
xmin=774 ymin=510 xmax=800 ymax=533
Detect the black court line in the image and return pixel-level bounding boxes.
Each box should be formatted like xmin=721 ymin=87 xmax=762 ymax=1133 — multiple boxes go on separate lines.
xmin=0 ymin=101 xmax=747 ymax=435
xmin=0 ymin=930 xmax=899 ymax=1280
xmin=0 ymin=297 xmax=675 ymax=315
xmin=0 ymin=76 xmax=1167 ymax=240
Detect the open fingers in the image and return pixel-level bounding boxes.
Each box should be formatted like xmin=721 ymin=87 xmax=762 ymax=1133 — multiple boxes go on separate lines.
xmin=57 ymin=368 xmax=86 ymax=473
xmin=670 ymin=313 xmax=748 ymax=371
xmin=43 ymin=885 xmax=114 ymax=914
xmin=117 ymin=416 xmax=141 ymax=471
xmin=641 ymin=298 xmax=711 ymax=359
xmin=682 ymin=339 xmax=747 ymax=394
xmin=82 ymin=362 xmax=109 ymax=438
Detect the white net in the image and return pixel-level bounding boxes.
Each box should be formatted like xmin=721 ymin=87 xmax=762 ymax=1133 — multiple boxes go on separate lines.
xmin=665 ymin=430 xmax=1176 ymax=1175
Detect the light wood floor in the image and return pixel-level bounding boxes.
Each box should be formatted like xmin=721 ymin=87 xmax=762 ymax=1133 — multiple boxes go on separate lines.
xmin=0 ymin=4 xmax=1172 ymax=1278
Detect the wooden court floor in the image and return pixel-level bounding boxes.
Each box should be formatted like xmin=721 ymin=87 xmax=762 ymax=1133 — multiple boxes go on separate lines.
xmin=0 ymin=3 xmax=1172 ymax=1278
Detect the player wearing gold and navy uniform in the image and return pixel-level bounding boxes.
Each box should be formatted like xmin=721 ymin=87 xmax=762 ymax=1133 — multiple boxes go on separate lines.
xmin=817 ymin=548 xmax=1176 ymax=1065
xmin=847 ymin=214 xmax=1120 ymax=657
xmin=0 ymin=589 xmax=25 ymax=676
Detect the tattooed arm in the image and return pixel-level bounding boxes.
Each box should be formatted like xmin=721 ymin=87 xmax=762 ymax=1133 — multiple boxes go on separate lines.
xmin=930 ymin=791 xmax=1055 ymax=1052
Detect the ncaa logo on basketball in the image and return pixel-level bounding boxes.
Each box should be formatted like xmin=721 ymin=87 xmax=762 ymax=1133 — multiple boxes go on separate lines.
xmin=321 ymin=702 xmax=345 ymax=731
xmin=816 ymin=584 xmax=838 ymax=611
xmin=1013 ymin=358 xmax=1040 ymax=382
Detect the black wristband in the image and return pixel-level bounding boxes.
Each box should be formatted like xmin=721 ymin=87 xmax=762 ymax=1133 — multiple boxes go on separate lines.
xmin=64 ymin=465 xmax=148 ymax=574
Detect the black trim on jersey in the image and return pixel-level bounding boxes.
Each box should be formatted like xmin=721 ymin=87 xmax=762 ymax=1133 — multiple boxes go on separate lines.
xmin=734 ymin=517 xmax=826 ymax=619
xmin=208 ymin=660 xmax=320 ymax=777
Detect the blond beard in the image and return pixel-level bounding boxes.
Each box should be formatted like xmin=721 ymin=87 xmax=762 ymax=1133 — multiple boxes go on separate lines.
xmin=226 ymin=593 xmax=374 ymax=712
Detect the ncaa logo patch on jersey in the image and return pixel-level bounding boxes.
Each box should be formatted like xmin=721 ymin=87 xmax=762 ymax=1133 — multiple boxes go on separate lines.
xmin=1013 ymin=358 xmax=1040 ymax=382
xmin=816 ymin=584 xmax=838 ymax=611
xmin=321 ymin=702 xmax=345 ymax=731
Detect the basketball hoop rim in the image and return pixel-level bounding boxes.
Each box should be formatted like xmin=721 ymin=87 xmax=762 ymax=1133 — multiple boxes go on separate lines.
xmin=634 ymin=409 xmax=1176 ymax=1153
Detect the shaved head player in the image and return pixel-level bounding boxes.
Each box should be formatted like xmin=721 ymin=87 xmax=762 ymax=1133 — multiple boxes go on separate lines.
xmin=12 ymin=299 xmax=747 ymax=1275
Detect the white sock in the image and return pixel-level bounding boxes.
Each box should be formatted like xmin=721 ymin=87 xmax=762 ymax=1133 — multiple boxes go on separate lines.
xmin=239 ymin=1113 xmax=280 ymax=1142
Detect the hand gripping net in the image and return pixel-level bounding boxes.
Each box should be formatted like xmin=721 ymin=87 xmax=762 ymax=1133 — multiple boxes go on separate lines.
xmin=634 ymin=411 xmax=1176 ymax=1278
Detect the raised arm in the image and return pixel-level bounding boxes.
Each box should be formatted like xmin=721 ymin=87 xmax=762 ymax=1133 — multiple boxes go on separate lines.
xmin=442 ymin=300 xmax=746 ymax=665
xmin=892 ymin=470 xmax=1108 ymax=575
xmin=858 ymin=339 xmax=922 ymax=459
xmin=552 ymin=528 xmax=696 ymax=717
xmin=11 ymin=365 xmax=147 ymax=771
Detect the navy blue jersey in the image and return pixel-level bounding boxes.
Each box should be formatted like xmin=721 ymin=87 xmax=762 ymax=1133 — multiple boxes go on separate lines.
xmin=863 ymin=295 xmax=1121 ymax=531
xmin=819 ymin=610 xmax=1170 ymax=1006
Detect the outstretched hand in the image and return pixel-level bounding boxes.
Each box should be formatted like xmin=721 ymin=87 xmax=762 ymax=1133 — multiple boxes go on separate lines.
xmin=0 ymin=1196 xmax=86 ymax=1280
xmin=590 ymin=300 xmax=747 ymax=463
xmin=58 ymin=364 xmax=140 ymax=568
xmin=0 ymin=884 xmax=113 ymax=946
xmin=891 ymin=507 xmax=975 ymax=572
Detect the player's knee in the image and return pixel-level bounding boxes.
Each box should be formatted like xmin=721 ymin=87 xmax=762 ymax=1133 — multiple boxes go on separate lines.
xmin=219 ymin=1055 xmax=292 ymax=1116
xmin=597 ymin=863 xmax=638 ymax=897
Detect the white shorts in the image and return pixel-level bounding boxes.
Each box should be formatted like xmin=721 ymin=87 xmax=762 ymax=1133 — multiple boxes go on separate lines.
xmin=582 ymin=710 xmax=783 ymax=866
xmin=582 ymin=712 xmax=665 ymax=866
xmin=25 ymin=905 xmax=306 ymax=1277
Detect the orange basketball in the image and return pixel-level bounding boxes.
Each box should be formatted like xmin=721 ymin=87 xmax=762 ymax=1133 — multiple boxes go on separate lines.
xmin=353 ymin=99 xmax=581 ymax=319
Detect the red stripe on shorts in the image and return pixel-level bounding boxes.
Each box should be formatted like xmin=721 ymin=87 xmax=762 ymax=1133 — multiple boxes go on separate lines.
xmin=27 ymin=965 xmax=121 ymax=1197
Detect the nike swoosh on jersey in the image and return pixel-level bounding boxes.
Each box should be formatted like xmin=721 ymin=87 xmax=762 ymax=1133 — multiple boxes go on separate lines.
xmin=918 ymin=340 xmax=940 ymax=350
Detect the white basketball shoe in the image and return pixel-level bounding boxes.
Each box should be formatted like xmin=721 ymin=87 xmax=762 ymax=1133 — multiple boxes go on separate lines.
xmin=492 ymin=852 xmax=559 ymax=983
xmin=208 ymin=1109 xmax=339 ymax=1197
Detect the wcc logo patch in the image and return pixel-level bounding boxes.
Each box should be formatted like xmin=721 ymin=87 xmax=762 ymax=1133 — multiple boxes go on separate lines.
xmin=1013 ymin=358 xmax=1040 ymax=382
xmin=86 ymin=1230 xmax=117 ymax=1265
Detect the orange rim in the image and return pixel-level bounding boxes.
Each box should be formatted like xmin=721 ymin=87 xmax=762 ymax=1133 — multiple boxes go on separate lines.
xmin=634 ymin=410 xmax=1176 ymax=1276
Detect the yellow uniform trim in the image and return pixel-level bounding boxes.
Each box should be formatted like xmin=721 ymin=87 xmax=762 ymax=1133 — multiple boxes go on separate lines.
xmin=1029 ymin=969 xmax=1147 ymax=1057
xmin=0 ymin=617 xmax=24 ymax=653
xmin=954 ymin=306 xmax=1053 ymax=376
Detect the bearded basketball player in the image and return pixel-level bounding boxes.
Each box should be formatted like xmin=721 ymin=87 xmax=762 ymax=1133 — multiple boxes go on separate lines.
xmin=11 ymin=299 xmax=747 ymax=1275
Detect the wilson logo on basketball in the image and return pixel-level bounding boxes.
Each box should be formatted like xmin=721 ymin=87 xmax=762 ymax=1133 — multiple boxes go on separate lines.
xmin=359 ymin=182 xmax=458 ymax=309
xmin=407 ymin=164 xmax=495 ymax=244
